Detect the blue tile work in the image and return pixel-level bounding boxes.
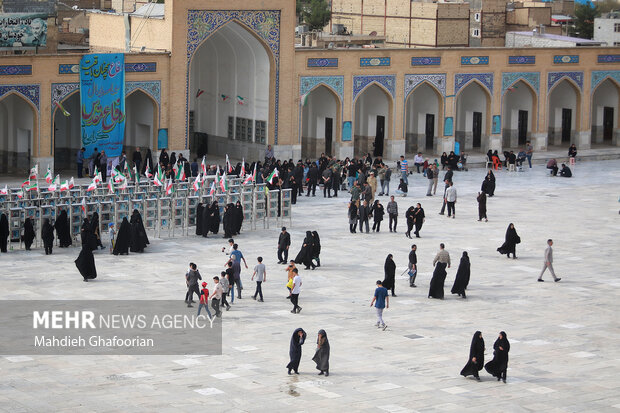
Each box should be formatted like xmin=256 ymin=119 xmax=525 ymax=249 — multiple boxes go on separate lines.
xmin=126 ymin=81 xmax=161 ymax=105
xmin=411 ymin=57 xmax=441 ymax=66
xmin=307 ymin=58 xmax=338 ymax=68
xmin=591 ymin=71 xmax=620 ymax=91
xmin=360 ymin=57 xmax=390 ymax=67
xmin=300 ymin=76 xmax=344 ymax=99
xmin=461 ymin=56 xmax=489 ymax=65
xmin=553 ymin=55 xmax=579 ymax=64
xmin=454 ymin=73 xmax=493 ymax=95
xmin=0 ymin=65 xmax=32 ymax=75
xmin=352 ymin=75 xmax=396 ymax=101
xmin=548 ymin=72 xmax=583 ymax=91
xmin=186 ymin=10 xmax=281 ymax=145
xmin=0 ymin=84 xmax=40 ymax=110
xmin=598 ymin=55 xmax=620 ymax=64
xmin=509 ymin=56 xmax=535 ymax=65
xmin=58 ymin=64 xmax=79 ymax=74
xmin=404 ymin=74 xmax=446 ymax=98
xmin=125 ymin=62 xmax=157 ymax=72
xmin=501 ymin=72 xmax=540 ymax=94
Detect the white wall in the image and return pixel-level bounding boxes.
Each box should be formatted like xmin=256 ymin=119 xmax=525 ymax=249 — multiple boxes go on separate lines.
xmin=302 ymin=86 xmax=338 ymax=139
xmin=549 ymin=80 xmax=577 ymax=130
xmin=592 ymin=79 xmax=618 ymax=127
xmin=190 ymin=22 xmax=270 ymax=140
xmin=406 ymin=83 xmax=439 ymax=137
xmin=0 ymin=94 xmax=33 ymax=154
xmin=125 ymin=91 xmax=155 ymax=149
xmin=594 ymin=18 xmax=620 ymax=46
xmin=503 ymin=81 xmax=534 ymax=131
xmin=354 ymin=84 xmax=389 ymax=137
xmin=456 ymin=82 xmax=488 ymax=134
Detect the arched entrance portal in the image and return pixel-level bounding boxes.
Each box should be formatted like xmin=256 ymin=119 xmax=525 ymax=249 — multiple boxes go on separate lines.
xmin=301 ymin=85 xmax=340 ymax=159
xmin=591 ymin=78 xmax=619 ymax=145
xmin=189 ymin=21 xmax=271 ymax=160
xmin=354 ymin=83 xmax=392 ymax=157
xmin=548 ymin=79 xmax=580 ymax=146
xmin=405 ymin=82 xmax=441 ymax=155
xmin=0 ymin=93 xmax=35 ymax=174
xmin=502 ymin=80 xmax=537 ymax=149
xmin=455 ymin=81 xmax=490 ymax=151
xmin=124 ymin=90 xmax=157 ymax=155
xmin=53 ymin=92 xmax=81 ymax=172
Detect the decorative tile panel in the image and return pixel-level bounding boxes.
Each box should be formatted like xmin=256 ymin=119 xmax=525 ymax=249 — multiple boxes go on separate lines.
xmin=307 ymin=58 xmax=338 ymax=68
xmin=352 ymin=75 xmax=396 ymax=101
xmin=461 ymin=56 xmax=489 ymax=65
xmin=126 ymin=81 xmax=161 ymax=105
xmin=186 ymin=10 xmax=281 ymax=145
xmin=411 ymin=57 xmax=441 ymax=66
xmin=51 ymin=83 xmax=79 ymax=108
xmin=125 ymin=62 xmax=157 ymax=72
xmin=360 ymin=57 xmax=390 ymax=67
xmin=553 ymin=55 xmax=579 ymax=64
xmin=0 ymin=65 xmax=32 ymax=75
xmin=58 ymin=64 xmax=79 ymax=74
xmin=454 ymin=73 xmax=493 ymax=95
xmin=300 ymin=76 xmax=344 ymax=99
xmin=404 ymin=74 xmax=446 ymax=98
xmin=591 ymin=71 xmax=620 ymax=91
xmin=598 ymin=55 xmax=620 ymax=64
xmin=0 ymin=84 xmax=40 ymax=110
xmin=501 ymin=72 xmax=540 ymax=94
xmin=509 ymin=56 xmax=535 ymax=65
xmin=547 ymin=72 xmax=583 ymax=91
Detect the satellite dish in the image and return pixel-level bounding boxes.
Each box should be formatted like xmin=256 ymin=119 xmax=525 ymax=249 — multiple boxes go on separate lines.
xmin=369 ymin=31 xmax=377 ymax=36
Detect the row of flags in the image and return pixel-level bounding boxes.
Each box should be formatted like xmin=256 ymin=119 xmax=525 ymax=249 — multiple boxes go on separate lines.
xmin=194 ymin=89 xmax=246 ymax=105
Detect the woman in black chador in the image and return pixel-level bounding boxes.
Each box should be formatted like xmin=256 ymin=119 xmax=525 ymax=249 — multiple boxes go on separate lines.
xmin=0 ymin=213 xmax=9 ymax=252
xmin=75 ymin=245 xmax=97 ymax=282
xmin=451 ymin=251 xmax=471 ymax=298
xmin=295 ymin=231 xmax=315 ymax=270
xmin=413 ymin=203 xmax=425 ymax=238
xmin=405 ymin=205 xmax=415 ymax=239
xmin=485 ymin=331 xmax=510 ymax=383
xmin=208 ymin=201 xmax=221 ymax=235
xmin=481 ymin=170 xmax=496 ymax=197
xmin=129 ymin=209 xmax=149 ymax=253
xmin=311 ymin=231 xmax=321 ymax=268
xmin=312 ymin=329 xmax=330 ymax=376
xmin=113 ymin=217 xmax=131 ymax=255
xmin=383 ymin=254 xmax=397 ymax=297
xmin=90 ymin=212 xmax=104 ymax=250
xmin=461 ymin=331 xmax=485 ymax=380
xmin=41 ymin=218 xmax=55 ymax=255
xmin=200 ymin=202 xmax=210 ymax=237
xmin=22 ymin=218 xmax=35 ymax=250
xmin=286 ymin=327 xmax=307 ymax=375
xmin=429 ymin=259 xmax=447 ymax=300
xmin=232 ymin=200 xmax=243 ymax=235
xmin=195 ymin=203 xmax=204 ymax=236
xmin=222 ymin=203 xmax=234 ymax=238
xmin=497 ymin=223 xmax=520 ymax=259
xmin=81 ymin=218 xmax=97 ymax=251
xmin=54 ymin=210 xmax=72 ymax=247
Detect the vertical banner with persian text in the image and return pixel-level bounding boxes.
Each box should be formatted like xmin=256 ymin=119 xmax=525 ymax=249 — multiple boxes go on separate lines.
xmin=80 ymin=53 xmax=125 ymax=158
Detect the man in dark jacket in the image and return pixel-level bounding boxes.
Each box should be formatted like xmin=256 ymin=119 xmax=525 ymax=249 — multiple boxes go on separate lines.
xmin=322 ymin=168 xmax=333 ymax=198
xmin=132 ymin=147 xmax=142 ymax=174
xmin=186 ymin=262 xmax=202 ymax=307
xmin=306 ymin=163 xmax=318 ymax=196
xmin=294 ymin=162 xmax=304 ymax=196
xmin=278 ymin=227 xmax=291 ymax=264
xmin=358 ymin=200 xmax=370 ymax=233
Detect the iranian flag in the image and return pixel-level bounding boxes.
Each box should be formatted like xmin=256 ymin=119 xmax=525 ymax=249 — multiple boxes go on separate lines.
xmin=157 ymin=163 xmax=164 ymax=182
xmin=44 ymin=165 xmax=52 ymax=184
xmin=107 ymin=179 xmax=115 ymax=194
xmin=86 ymin=180 xmax=97 ymax=192
xmin=48 ymin=175 xmax=60 ymax=192
xmin=25 ymin=180 xmax=38 ymax=192
xmin=192 ymin=174 xmax=202 ymax=192
xmin=133 ymin=165 xmax=140 ymax=184
xmin=243 ymin=163 xmax=256 ymax=185
xmin=153 ymin=173 xmax=163 ymax=187
xmin=226 ymin=154 xmax=232 ymax=173
xmin=240 ymin=158 xmax=246 ymax=178
xmin=118 ymin=177 xmax=128 ymax=190
xmin=68 ymin=177 xmax=75 ymax=189
xmin=29 ymin=164 xmax=38 ymax=180
xmin=81 ymin=197 xmax=87 ymax=214
xmin=209 ymin=180 xmax=216 ymax=196
xmin=300 ymin=92 xmax=310 ymax=107
xmin=201 ymin=156 xmax=208 ymax=175
xmin=16 ymin=189 xmax=24 ymax=199
xmin=236 ymin=95 xmax=245 ymax=105
xmin=0 ymin=185 xmax=8 ymax=195
xmin=219 ymin=171 xmax=228 ymax=192
xmin=112 ymin=168 xmax=125 ymax=183
xmin=175 ymin=162 xmax=186 ymax=181
xmin=165 ymin=178 xmax=174 ymax=196
xmin=21 ymin=179 xmax=30 ymax=188
xmin=145 ymin=158 xmax=153 ymax=179
xmin=215 ymin=166 xmax=221 ymax=188
xmin=266 ymin=168 xmax=279 ymax=184
xmin=60 ymin=180 xmax=70 ymax=192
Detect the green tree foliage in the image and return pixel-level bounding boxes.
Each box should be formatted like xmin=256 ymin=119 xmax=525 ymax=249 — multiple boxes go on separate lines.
xmin=569 ymin=1 xmax=599 ymax=39
xmin=597 ymin=0 xmax=619 ymax=14
xmin=296 ymin=0 xmax=331 ymax=31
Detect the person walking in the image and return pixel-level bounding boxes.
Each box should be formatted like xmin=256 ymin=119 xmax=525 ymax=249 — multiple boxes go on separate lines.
xmin=209 ymin=276 xmax=223 ymax=317
xmin=348 ymin=202 xmax=358 ymax=233
xmin=432 ymin=164 xmax=439 ymax=195
xmin=525 ymin=141 xmax=533 ymax=168
xmin=445 ymin=181 xmax=457 ymax=219
xmin=287 ymin=328 xmax=306 ymax=375
xmin=413 ymin=203 xmax=425 ymax=238
xmin=252 ymin=256 xmax=266 ymax=302
xmin=429 ymin=243 xmax=450 ymax=299
xmin=277 ymin=226 xmax=291 ymax=264
xmin=405 ymin=205 xmax=415 ymax=239
xmin=185 ymin=263 xmax=202 ymax=308
xmin=290 ymin=268 xmax=302 ymax=313
xmin=399 ymin=155 xmax=409 ymax=185
xmin=538 ymin=239 xmax=561 ymax=282
xmin=451 ymin=251 xmax=471 ymax=298
xmin=312 ymin=329 xmax=330 ymax=376
xmin=370 ymin=280 xmax=389 ymax=330
xmin=358 ymin=200 xmax=370 ymax=234
xmin=220 ymin=269 xmax=232 ymax=310
xmin=197 ymin=282 xmax=213 ymax=319
xmin=425 ymin=165 xmax=434 ymax=196
xmin=485 ymin=331 xmax=510 ymax=383
xmin=387 ymin=195 xmax=398 ymax=232
xmin=383 ymin=254 xmax=397 ymax=297
xmin=477 ymin=192 xmax=488 ymax=222
xmin=371 ymin=200 xmax=384 ymax=232
xmin=77 ymin=147 xmax=85 ymax=178
xmin=497 ymin=223 xmax=520 ymax=259
xmin=408 ymin=244 xmax=418 ymax=288
xmin=460 ymin=331 xmax=485 ymax=381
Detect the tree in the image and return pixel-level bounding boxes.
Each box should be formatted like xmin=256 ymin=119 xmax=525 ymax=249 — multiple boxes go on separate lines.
xmin=296 ymin=0 xmax=331 ymax=31
xmin=597 ymin=0 xmax=619 ymax=14
xmin=568 ymin=1 xmax=599 ymax=39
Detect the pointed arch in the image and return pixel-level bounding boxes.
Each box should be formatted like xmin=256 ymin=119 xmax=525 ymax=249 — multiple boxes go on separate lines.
xmin=404 ymin=81 xmax=443 ymax=154
xmin=591 ymin=77 xmax=620 ymax=144
xmin=455 ymin=80 xmax=492 ymax=151
xmin=125 ymin=89 xmax=159 ymax=151
xmin=0 ymin=92 xmax=38 ymax=173
xmin=301 ymin=84 xmax=342 ymax=158
xmin=52 ymin=90 xmax=81 ymax=171
xmin=353 ymin=82 xmax=394 ymax=157
xmin=502 ymin=80 xmax=538 ymax=148
xmin=548 ymin=78 xmax=581 ymax=145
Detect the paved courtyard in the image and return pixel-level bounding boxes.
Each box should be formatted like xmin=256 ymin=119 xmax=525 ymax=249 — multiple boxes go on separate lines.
xmin=1 ymin=160 xmax=619 ymax=412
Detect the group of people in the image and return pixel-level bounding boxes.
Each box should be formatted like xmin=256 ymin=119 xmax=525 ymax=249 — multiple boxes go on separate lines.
xmin=460 ymin=331 xmax=511 ymax=382
xmin=195 ymin=200 xmax=244 ymax=239
xmin=286 ymin=328 xmax=330 ymax=376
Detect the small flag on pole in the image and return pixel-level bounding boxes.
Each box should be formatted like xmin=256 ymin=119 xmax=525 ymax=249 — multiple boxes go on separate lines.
xmin=44 ymin=165 xmax=52 ymax=184
xmin=86 ymin=180 xmax=97 ymax=192
xmin=81 ymin=197 xmax=87 ymax=214
xmin=55 ymin=101 xmax=70 ymax=117
xmin=107 ymin=179 xmax=115 ymax=194
xmin=0 ymin=185 xmax=8 ymax=195
xmin=220 ymin=94 xmax=229 ymax=102
xmin=165 ymin=178 xmax=174 ymax=196
xmin=175 ymin=163 xmax=186 ymax=181
xmin=25 ymin=180 xmax=38 ymax=192
xmin=29 ymin=164 xmax=38 ymax=180
xmin=16 ymin=190 xmax=24 ymax=199
xmin=196 ymin=89 xmax=204 ymax=99
xmin=240 ymin=158 xmax=246 ymax=178
xmin=226 ymin=154 xmax=232 ymax=173
xmin=201 ymin=156 xmax=208 ymax=175
xmin=60 ymin=180 xmax=70 ymax=192
xmin=118 ymin=177 xmax=128 ymax=190
xmin=209 ymin=180 xmax=216 ymax=196
xmin=266 ymin=168 xmax=279 ymax=184
xmin=236 ymin=95 xmax=245 ymax=105
xmin=68 ymin=177 xmax=75 ymax=189
xmin=192 ymin=174 xmax=202 ymax=192
xmin=21 ymin=179 xmax=30 ymax=188
xmin=220 ymin=170 xmax=228 ymax=192
xmin=243 ymin=163 xmax=256 ymax=185
xmin=48 ymin=175 xmax=60 ymax=192
xmin=134 ymin=165 xmax=140 ymax=184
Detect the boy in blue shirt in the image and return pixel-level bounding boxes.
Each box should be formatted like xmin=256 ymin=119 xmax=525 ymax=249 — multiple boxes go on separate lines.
xmin=370 ymin=280 xmax=389 ymax=330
